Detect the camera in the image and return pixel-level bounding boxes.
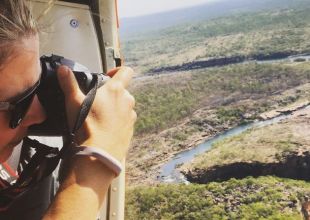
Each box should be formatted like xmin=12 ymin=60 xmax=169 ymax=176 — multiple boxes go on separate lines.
xmin=29 ymin=54 xmax=109 ymax=136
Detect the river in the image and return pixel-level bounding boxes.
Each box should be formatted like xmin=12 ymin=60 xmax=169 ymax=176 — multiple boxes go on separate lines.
xmin=158 ymin=106 xmax=310 ymax=184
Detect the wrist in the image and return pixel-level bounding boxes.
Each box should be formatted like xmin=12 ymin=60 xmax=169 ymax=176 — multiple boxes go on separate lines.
xmin=73 ymin=125 xmax=130 ymax=161
xmin=75 ymin=146 xmax=123 ymax=176
xmin=61 ymin=156 xmax=115 ymax=189
xmin=45 ymin=156 xmax=115 ymax=220
xmin=79 ymin=139 xmax=127 ymax=162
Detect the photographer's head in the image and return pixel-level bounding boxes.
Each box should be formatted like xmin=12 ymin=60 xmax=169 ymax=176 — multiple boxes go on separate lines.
xmin=0 ymin=0 xmax=46 ymax=162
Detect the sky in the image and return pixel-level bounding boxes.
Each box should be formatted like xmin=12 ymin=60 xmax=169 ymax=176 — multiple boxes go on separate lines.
xmin=118 ymin=0 xmax=220 ymax=18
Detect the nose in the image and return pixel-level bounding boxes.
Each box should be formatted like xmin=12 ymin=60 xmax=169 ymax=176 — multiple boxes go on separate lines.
xmin=21 ymin=95 xmax=47 ymax=127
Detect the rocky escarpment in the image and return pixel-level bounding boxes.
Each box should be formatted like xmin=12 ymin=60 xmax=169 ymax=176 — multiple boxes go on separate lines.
xmin=149 ymin=51 xmax=303 ymax=74
xmin=150 ymin=56 xmax=246 ymax=73
xmin=183 ymin=151 xmax=310 ymax=184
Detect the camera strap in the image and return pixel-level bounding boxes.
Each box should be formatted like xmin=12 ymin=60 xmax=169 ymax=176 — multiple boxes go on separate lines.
xmin=73 ymin=74 xmax=99 ymax=134
xmin=23 ymin=70 xmax=100 ymax=184
xmin=58 ymin=72 xmax=122 ymax=176
xmin=59 ymin=74 xmax=99 ymax=158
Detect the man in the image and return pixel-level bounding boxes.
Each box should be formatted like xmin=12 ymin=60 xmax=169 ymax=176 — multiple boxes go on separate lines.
xmin=0 ymin=0 xmax=136 ymax=219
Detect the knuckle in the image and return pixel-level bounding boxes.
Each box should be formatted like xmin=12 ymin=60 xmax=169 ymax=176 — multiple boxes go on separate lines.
xmin=125 ymin=92 xmax=135 ymax=108
xmin=106 ymin=81 xmax=124 ymax=93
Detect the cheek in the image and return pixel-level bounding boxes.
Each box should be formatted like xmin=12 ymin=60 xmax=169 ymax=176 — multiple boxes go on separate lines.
xmin=0 ymin=102 xmax=45 ymax=161
xmin=0 ymin=113 xmax=28 ymax=162
xmin=0 ymin=113 xmax=20 ymax=146
xmin=0 ymin=111 xmax=11 ymax=129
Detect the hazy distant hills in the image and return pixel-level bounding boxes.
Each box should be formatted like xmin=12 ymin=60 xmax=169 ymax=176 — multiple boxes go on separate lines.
xmin=120 ymin=0 xmax=309 ymax=39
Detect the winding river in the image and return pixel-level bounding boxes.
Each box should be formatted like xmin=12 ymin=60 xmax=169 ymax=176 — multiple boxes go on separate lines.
xmin=158 ymin=106 xmax=310 ymax=184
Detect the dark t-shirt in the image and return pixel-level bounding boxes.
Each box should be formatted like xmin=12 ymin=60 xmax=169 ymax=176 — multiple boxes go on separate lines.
xmin=0 ymin=139 xmax=59 ymax=220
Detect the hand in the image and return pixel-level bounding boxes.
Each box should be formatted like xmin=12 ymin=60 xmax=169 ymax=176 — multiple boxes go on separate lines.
xmin=43 ymin=67 xmax=135 ymax=219
xmin=57 ymin=66 xmax=136 ymax=161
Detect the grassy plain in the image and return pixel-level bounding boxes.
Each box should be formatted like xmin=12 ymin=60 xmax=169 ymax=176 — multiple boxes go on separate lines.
xmin=123 ymin=7 xmax=310 ymax=74
xmin=132 ymin=62 xmax=310 ymax=135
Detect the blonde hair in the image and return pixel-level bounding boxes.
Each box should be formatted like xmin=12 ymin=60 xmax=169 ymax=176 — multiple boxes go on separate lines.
xmin=0 ymin=0 xmax=38 ymax=66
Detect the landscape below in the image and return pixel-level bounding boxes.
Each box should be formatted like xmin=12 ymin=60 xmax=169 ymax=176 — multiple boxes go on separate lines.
xmin=123 ymin=1 xmax=310 ymax=219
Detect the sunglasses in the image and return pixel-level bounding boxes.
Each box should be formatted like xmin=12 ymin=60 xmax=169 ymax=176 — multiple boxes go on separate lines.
xmin=0 ymin=78 xmax=41 ymax=129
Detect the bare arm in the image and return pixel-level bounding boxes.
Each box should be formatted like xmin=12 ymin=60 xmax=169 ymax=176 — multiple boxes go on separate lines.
xmin=43 ymin=66 xmax=136 ymax=219
xmin=43 ymin=157 xmax=115 ymax=220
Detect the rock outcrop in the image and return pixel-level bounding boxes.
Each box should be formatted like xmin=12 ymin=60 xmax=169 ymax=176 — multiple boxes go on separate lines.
xmin=183 ymin=151 xmax=310 ymax=184
xmin=149 ymin=51 xmax=303 ymax=74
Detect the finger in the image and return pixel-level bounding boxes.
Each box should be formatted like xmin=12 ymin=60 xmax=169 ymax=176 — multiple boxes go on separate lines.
xmin=107 ymin=67 xmax=122 ymax=78
xmin=124 ymin=90 xmax=135 ymax=109
xmin=57 ymin=65 xmax=84 ymax=100
xmin=131 ymin=110 xmax=137 ymax=123
xmin=56 ymin=66 xmax=85 ymax=131
xmin=110 ymin=66 xmax=134 ymax=88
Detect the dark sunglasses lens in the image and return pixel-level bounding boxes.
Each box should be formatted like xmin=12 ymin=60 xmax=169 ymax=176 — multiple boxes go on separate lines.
xmin=9 ymin=94 xmax=36 ymax=129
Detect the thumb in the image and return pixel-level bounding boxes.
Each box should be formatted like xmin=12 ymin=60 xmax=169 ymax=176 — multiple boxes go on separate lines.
xmin=57 ymin=65 xmax=84 ymax=100
xmin=56 ymin=65 xmax=85 ymax=131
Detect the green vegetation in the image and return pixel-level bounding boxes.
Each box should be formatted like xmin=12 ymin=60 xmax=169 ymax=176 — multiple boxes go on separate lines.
xmin=128 ymin=4 xmax=310 ymax=135
xmin=132 ymin=63 xmax=310 ymax=134
xmin=216 ymin=107 xmax=246 ymax=124
xmin=185 ymin=112 xmax=310 ymax=170
xmin=126 ymin=176 xmax=310 ymax=219
xmin=124 ymin=4 xmax=310 ymax=220
xmin=123 ymin=7 xmax=310 ymax=74
xmin=133 ymin=83 xmax=195 ymax=134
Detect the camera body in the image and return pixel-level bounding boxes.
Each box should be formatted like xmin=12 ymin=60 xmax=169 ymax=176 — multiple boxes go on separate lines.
xmin=29 ymin=55 xmax=108 ymax=136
